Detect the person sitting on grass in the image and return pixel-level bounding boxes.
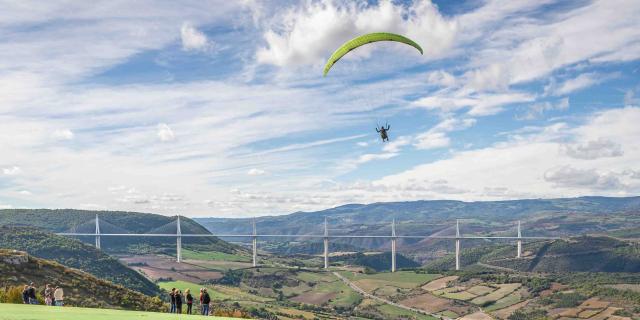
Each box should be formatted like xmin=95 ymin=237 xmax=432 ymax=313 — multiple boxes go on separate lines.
xmin=53 ymin=286 xmax=64 ymax=306
xmin=185 ymin=288 xmax=193 ymax=315
xmin=201 ymin=288 xmax=211 ymax=316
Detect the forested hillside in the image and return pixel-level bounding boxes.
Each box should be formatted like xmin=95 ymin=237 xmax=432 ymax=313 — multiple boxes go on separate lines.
xmin=0 ymin=226 xmax=161 ymax=296
xmin=0 ymin=209 xmax=242 ymax=254
xmin=426 ymin=236 xmax=640 ymax=273
xmin=0 ymin=249 xmax=164 ymax=311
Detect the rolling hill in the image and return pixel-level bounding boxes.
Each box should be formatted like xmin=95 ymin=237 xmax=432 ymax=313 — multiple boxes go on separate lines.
xmin=0 ymin=226 xmax=161 ymax=296
xmin=425 ymin=236 xmax=640 ymax=273
xmin=196 ymin=196 xmax=640 ymax=252
xmin=0 ymin=249 xmax=164 ymax=311
xmin=0 ymin=209 xmax=242 ymax=255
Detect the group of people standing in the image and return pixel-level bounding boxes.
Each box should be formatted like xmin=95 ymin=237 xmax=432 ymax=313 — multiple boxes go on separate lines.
xmin=21 ymin=283 xmax=64 ymax=306
xmin=169 ymin=287 xmax=211 ymax=315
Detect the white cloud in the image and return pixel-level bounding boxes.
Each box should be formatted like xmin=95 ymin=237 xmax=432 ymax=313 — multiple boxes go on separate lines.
xmin=356 ymin=141 xmax=369 ymax=147
xmin=256 ymin=1 xmax=456 ymax=67
xmin=356 ymin=152 xmax=397 ymax=164
xmin=413 ymin=131 xmax=450 ymax=150
xmin=373 ymin=107 xmax=640 ymax=201
xmin=412 ymin=92 xmax=535 ymax=116
xmin=247 ymin=168 xmax=266 ymax=176
xmin=561 ymin=138 xmax=623 ymax=160
xmin=426 ymin=70 xmax=456 ymax=87
xmin=180 ymin=22 xmax=212 ymax=51
xmin=53 ymin=129 xmax=74 ymax=140
xmin=383 ymin=135 xmax=411 ymax=153
xmin=518 ymin=98 xmax=569 ymax=120
xmin=2 ymin=166 xmax=22 ymax=176
xmin=544 ymin=166 xmax=623 ymax=190
xmin=412 ymin=117 xmax=476 ymax=150
xmin=157 ymin=123 xmax=175 ymax=142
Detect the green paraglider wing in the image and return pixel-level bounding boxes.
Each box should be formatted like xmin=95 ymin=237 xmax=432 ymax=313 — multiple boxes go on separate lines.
xmin=323 ymin=32 xmax=423 ymax=76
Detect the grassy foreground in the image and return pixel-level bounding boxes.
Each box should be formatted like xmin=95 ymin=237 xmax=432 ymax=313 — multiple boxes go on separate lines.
xmin=0 ymin=303 xmax=241 ymax=320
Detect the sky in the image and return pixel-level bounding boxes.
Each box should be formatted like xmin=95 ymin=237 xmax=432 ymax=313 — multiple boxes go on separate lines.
xmin=1 ymin=0 xmax=639 ymax=218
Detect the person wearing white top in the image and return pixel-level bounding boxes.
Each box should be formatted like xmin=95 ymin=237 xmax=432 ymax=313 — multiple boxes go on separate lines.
xmin=53 ymin=287 xmax=64 ymax=306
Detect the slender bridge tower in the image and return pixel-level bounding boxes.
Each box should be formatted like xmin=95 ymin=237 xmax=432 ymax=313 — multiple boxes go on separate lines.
xmin=517 ymin=220 xmax=522 ymax=258
xmin=95 ymin=214 xmax=101 ymax=249
xmin=323 ymin=217 xmax=329 ymax=269
xmin=391 ymin=219 xmax=397 ymax=272
xmin=176 ymin=215 xmax=182 ymax=263
xmin=252 ymin=218 xmax=258 ymax=267
xmin=455 ymin=219 xmax=461 ymax=271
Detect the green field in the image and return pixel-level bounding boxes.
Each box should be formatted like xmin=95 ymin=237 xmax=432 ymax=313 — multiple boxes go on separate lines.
xmin=181 ymin=249 xmax=251 ymax=262
xmin=0 ymin=303 xmax=238 ymax=320
xmin=339 ymin=271 xmax=439 ymax=285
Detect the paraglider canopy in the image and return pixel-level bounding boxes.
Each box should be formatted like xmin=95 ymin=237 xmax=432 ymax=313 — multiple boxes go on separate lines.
xmin=323 ymin=32 xmax=423 ymax=76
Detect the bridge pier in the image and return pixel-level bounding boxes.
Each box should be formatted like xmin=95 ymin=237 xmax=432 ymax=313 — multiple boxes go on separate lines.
xmin=391 ymin=219 xmax=397 ymax=272
xmin=324 ymin=217 xmax=329 ymax=269
xmin=95 ymin=214 xmax=101 ymax=249
xmin=455 ymin=219 xmax=460 ymax=271
xmin=252 ymin=218 xmax=258 ymax=267
xmin=517 ymin=221 xmax=522 ymax=258
xmin=176 ymin=215 xmax=182 ymax=263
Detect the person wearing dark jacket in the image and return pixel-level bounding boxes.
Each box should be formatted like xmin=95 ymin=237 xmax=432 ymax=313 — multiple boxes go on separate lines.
xmin=28 ymin=283 xmax=37 ymax=304
xmin=175 ymin=290 xmax=183 ymax=314
xmin=169 ymin=288 xmax=176 ymax=313
xmin=201 ymin=288 xmax=211 ymax=315
xmin=185 ymin=289 xmax=193 ymax=315
xmin=21 ymin=285 xmax=29 ymax=304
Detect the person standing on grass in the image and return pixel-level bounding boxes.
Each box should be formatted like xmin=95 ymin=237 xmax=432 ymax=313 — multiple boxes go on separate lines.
xmin=201 ymin=288 xmax=211 ymax=316
xmin=21 ymin=285 xmax=29 ymax=304
xmin=28 ymin=282 xmax=37 ymax=304
xmin=169 ymin=288 xmax=176 ymax=313
xmin=199 ymin=288 xmax=204 ymax=314
xmin=176 ymin=290 xmax=183 ymax=314
xmin=53 ymin=286 xmax=64 ymax=306
xmin=185 ymin=288 xmax=193 ymax=315
xmin=44 ymin=284 xmax=53 ymax=306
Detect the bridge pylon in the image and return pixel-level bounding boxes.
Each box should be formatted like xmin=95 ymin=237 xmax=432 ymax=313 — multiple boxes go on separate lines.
xmin=323 ymin=217 xmax=329 ymax=269
xmin=391 ymin=219 xmax=397 ymax=272
xmin=252 ymin=218 xmax=258 ymax=267
xmin=455 ymin=219 xmax=460 ymax=271
xmin=95 ymin=214 xmax=101 ymax=249
xmin=517 ymin=221 xmax=522 ymax=258
xmin=176 ymin=215 xmax=182 ymax=263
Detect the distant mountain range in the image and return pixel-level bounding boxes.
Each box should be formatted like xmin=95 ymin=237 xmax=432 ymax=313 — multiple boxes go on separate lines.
xmin=196 ymin=196 xmax=640 ymax=254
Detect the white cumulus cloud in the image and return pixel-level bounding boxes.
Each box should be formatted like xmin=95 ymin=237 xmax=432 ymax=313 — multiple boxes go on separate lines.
xmin=181 ymin=22 xmax=212 ymax=51
xmin=157 ymin=123 xmax=175 ymax=142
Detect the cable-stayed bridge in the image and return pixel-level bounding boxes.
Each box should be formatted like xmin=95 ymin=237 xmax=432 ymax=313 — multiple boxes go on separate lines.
xmin=57 ymin=214 xmax=563 ymax=272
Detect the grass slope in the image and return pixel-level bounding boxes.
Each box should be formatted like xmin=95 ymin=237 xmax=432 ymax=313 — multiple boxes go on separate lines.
xmin=0 ymin=226 xmax=160 ymax=296
xmin=0 ymin=303 xmax=237 ymax=320
xmin=0 ymin=250 xmax=163 ymax=311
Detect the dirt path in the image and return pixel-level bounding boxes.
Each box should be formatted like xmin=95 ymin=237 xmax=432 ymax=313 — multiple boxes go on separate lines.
xmin=332 ymin=272 xmax=454 ymax=320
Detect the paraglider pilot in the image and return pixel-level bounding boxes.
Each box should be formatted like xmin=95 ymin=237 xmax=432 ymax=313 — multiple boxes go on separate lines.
xmin=376 ymin=124 xmax=390 ymax=142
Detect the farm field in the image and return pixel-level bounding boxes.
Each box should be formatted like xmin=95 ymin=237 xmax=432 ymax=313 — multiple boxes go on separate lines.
xmin=0 ymin=303 xmax=237 ymax=320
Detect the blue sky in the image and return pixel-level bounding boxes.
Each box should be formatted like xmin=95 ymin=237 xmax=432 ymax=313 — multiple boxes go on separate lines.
xmin=1 ymin=0 xmax=639 ymax=217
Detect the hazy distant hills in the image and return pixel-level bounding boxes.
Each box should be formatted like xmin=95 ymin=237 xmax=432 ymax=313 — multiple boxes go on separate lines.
xmin=198 ymin=196 xmax=640 ymax=236
xmin=197 ymin=196 xmax=640 ymax=255
xmin=0 ymin=249 xmax=163 ymax=311
xmin=0 ymin=209 xmax=241 ymax=254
